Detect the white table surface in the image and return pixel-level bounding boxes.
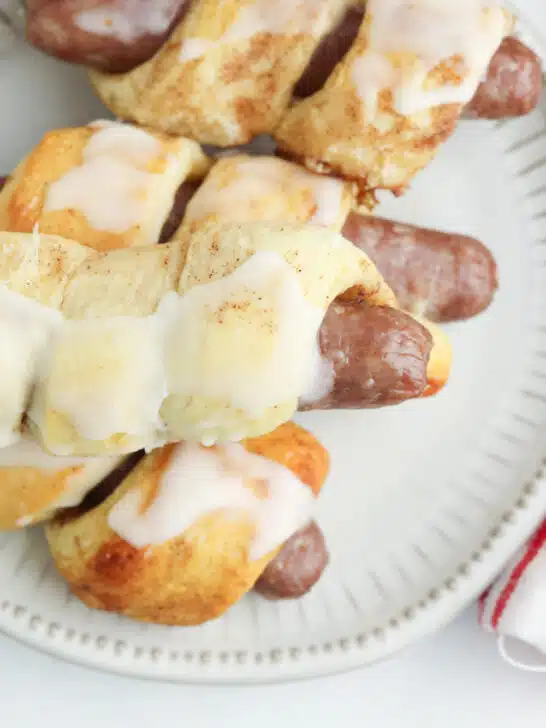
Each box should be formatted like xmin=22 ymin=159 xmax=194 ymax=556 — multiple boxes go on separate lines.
xmin=1 ymin=0 xmax=546 ymax=724
xmin=0 ymin=608 xmax=545 ymax=726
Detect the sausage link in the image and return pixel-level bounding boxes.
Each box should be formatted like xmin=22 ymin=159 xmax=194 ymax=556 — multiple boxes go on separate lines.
xmin=158 ymin=179 xmax=200 ymax=244
xmin=25 ymin=0 xmax=192 ymax=73
xmin=465 ymin=37 xmax=543 ymax=120
xmin=56 ymin=451 xmax=145 ymax=525
xmin=294 ymin=4 xmax=363 ymax=99
xmin=342 ymin=213 xmax=498 ymax=323
xmin=301 ymin=301 xmax=433 ymax=411
xmin=254 ymin=521 xmax=329 ymax=600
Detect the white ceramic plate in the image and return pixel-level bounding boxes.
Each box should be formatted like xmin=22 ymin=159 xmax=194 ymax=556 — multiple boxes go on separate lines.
xmin=0 ymin=5 xmax=546 ymax=684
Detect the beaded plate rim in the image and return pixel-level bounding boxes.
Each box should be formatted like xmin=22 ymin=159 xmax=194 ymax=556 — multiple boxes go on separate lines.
xmin=0 ymin=466 xmax=544 ymax=684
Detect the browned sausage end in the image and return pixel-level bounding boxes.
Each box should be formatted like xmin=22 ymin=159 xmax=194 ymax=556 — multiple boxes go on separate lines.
xmin=342 ymin=213 xmax=498 ymax=323
xmin=466 ymin=37 xmax=543 ymax=120
xmin=302 ymin=301 xmax=434 ymax=411
xmin=254 ymin=521 xmax=329 ymax=600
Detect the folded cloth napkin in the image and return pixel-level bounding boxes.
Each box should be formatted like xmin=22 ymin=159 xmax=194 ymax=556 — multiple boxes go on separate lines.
xmin=480 ymin=519 xmax=546 ymax=671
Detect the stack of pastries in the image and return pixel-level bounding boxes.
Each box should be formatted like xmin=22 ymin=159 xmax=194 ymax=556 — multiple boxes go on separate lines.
xmin=0 ymin=0 xmax=541 ymax=626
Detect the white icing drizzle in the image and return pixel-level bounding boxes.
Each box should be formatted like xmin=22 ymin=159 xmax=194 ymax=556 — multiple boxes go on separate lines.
xmin=108 ymin=442 xmax=314 ymax=559
xmin=15 ymin=516 xmax=33 ymax=528
xmin=37 ymin=315 xmax=167 ymax=443
xmin=75 ymin=0 xmax=179 ymax=43
xmin=21 ymin=250 xmax=325 ymax=447
xmin=44 ymin=121 xmax=163 ymax=233
xmin=180 ymin=0 xmax=333 ymax=62
xmin=0 ymin=436 xmax=93 ymax=470
xmin=353 ymin=0 xmax=508 ymax=117
xmin=351 ymin=54 xmax=397 ymax=121
xmin=299 ymin=340 xmax=335 ymax=406
xmin=0 ymin=286 xmax=62 ymax=447
xmin=185 ymin=156 xmax=344 ymax=228
xmin=0 ymin=436 xmax=122 ymax=525
xmin=307 ymin=175 xmax=344 ymax=227
xmin=163 ymin=251 xmax=325 ymax=418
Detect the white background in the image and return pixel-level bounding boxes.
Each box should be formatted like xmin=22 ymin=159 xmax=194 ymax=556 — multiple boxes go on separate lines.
xmin=0 ymin=0 xmax=545 ymax=724
xmin=0 ymin=610 xmax=545 ymax=725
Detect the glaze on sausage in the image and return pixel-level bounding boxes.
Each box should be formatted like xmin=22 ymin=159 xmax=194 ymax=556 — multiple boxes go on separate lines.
xmin=342 ymin=213 xmax=498 ymax=323
xmin=25 ymin=0 xmax=192 ymax=73
xmin=465 ymin=37 xmax=543 ymax=120
xmin=254 ymin=521 xmax=329 ymax=600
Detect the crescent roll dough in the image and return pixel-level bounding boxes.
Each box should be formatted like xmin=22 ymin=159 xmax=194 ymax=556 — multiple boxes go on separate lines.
xmin=0 ymin=438 xmax=123 ymax=530
xmin=0 ymin=121 xmax=211 ymax=252
xmin=46 ymin=422 xmax=329 ymax=625
xmin=275 ymin=2 xmax=513 ymax=198
xmin=90 ymin=0 xmax=351 ymax=146
xmin=173 ymin=154 xmax=354 ymax=239
xmin=0 ymin=223 xmax=394 ymax=456
xmin=415 ymin=317 xmax=452 ymax=397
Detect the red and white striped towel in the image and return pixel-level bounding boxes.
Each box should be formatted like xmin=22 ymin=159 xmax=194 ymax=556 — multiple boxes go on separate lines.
xmin=480 ymin=520 xmax=546 ymax=671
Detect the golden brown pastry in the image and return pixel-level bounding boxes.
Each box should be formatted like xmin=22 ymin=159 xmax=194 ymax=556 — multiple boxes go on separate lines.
xmin=46 ymin=422 xmax=329 ymax=625
xmin=417 ymin=317 xmax=452 ymax=397
xmin=0 ymin=437 xmax=123 ymax=530
xmin=0 ymin=119 xmax=202 ymax=531
xmin=275 ymin=1 xmax=513 ymax=200
xmin=89 ymin=0 xmax=352 ymax=146
xmin=173 ymin=153 xmax=355 ymax=238
xmin=0 ymin=223 xmax=394 ymax=456
xmin=0 ymin=120 xmax=211 ymax=252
